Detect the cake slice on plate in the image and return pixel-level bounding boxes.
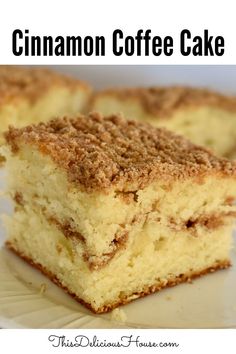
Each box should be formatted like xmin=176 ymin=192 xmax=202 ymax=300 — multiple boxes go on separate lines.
xmin=2 ymin=113 xmax=236 ymax=313
xmin=0 ymin=66 xmax=91 ymax=159
xmin=90 ymin=86 xmax=236 ymax=159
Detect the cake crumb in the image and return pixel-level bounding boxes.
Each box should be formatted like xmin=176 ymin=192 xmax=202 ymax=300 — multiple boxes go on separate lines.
xmin=0 ymin=156 xmax=6 ymax=166
xmin=165 ymin=295 xmax=172 ymax=301
xmin=110 ymin=308 xmax=127 ymax=323
xmin=39 ymin=283 xmax=47 ymax=294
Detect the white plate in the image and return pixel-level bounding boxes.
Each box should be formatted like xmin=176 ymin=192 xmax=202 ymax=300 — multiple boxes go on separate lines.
xmin=0 ymin=244 xmax=236 ymax=329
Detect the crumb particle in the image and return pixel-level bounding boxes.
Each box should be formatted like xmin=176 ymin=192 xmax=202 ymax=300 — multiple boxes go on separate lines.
xmin=110 ymin=308 xmax=127 ymax=323
xmin=56 ymin=243 xmax=62 ymax=254
xmin=165 ymin=295 xmax=172 ymax=301
xmin=39 ymin=283 xmax=47 ymax=294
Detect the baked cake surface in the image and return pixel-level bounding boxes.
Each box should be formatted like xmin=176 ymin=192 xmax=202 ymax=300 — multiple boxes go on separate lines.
xmin=2 ymin=113 xmax=236 ymax=313
xmin=0 ymin=66 xmax=91 ymax=144
xmin=90 ymin=86 xmax=236 ymax=159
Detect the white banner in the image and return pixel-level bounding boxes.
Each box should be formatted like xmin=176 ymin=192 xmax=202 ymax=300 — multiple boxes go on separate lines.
xmin=0 ymin=0 xmax=236 ymax=64
xmin=0 ymin=329 xmax=235 ymax=354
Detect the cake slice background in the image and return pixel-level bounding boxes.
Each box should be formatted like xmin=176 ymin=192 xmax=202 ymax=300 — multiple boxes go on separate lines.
xmin=0 ymin=66 xmax=92 ymax=144
xmin=90 ymin=86 xmax=236 ymax=160
xmin=1 ymin=113 xmax=236 ymax=313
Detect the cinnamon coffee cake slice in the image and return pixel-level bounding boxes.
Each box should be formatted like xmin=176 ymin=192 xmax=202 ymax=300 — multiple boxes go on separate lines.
xmin=0 ymin=66 xmax=91 ymax=148
xmin=2 ymin=113 xmax=236 ymax=313
xmin=90 ymin=86 xmax=236 ymax=159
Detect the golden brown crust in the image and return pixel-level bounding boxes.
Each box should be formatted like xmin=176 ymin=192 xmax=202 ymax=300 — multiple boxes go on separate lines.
xmin=0 ymin=66 xmax=90 ymax=106
xmin=4 ymin=113 xmax=236 ymax=192
xmin=92 ymin=86 xmax=236 ymax=118
xmin=6 ymin=241 xmax=231 ymax=314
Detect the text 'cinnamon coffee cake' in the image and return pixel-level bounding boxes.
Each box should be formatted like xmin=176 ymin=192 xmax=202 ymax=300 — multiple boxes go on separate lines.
xmin=90 ymin=86 xmax=236 ymax=159
xmin=2 ymin=113 xmax=236 ymax=313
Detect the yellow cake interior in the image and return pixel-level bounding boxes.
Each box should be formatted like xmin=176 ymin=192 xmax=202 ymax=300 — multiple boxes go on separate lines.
xmin=2 ymin=143 xmax=236 ymax=312
xmin=5 ymin=205 xmax=233 ymax=313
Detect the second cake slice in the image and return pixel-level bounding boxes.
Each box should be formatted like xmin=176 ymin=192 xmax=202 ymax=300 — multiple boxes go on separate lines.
xmin=90 ymin=86 xmax=236 ymax=159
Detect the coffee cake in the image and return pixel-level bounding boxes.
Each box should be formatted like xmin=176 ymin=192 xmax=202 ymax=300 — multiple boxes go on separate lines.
xmin=2 ymin=113 xmax=236 ymax=313
xmin=0 ymin=66 xmax=91 ymax=147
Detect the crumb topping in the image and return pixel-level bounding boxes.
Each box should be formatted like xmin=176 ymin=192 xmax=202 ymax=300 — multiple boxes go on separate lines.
xmin=93 ymin=86 xmax=236 ymax=117
xmin=4 ymin=113 xmax=236 ymax=192
xmin=0 ymin=66 xmax=90 ymax=105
